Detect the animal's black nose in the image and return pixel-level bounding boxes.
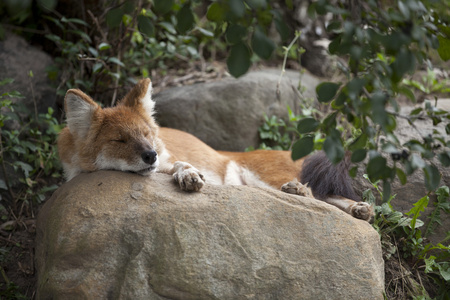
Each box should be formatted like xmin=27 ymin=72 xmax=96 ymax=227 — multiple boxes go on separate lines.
xmin=141 ymin=150 xmax=157 ymax=165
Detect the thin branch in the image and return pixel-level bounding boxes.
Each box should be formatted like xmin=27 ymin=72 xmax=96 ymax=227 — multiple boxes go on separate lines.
xmin=87 ymin=9 xmax=107 ymax=42
xmin=28 ymin=73 xmax=38 ymax=121
xmin=277 ymin=31 xmax=302 ymax=98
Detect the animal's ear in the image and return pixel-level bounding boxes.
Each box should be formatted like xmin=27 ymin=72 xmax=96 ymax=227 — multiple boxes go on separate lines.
xmin=119 ymin=78 xmax=154 ymax=116
xmin=64 ymin=89 xmax=99 ymax=138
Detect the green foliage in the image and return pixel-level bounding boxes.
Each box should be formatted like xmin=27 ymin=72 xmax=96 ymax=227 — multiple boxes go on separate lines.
xmin=365 ymin=177 xmax=450 ymax=296
xmin=0 ymin=0 xmax=57 ymax=27
xmin=293 ymin=0 xmax=450 ymax=200
xmin=255 ymin=114 xmax=295 ymax=151
xmin=403 ymin=69 xmax=450 ymax=98
xmin=425 ymin=186 xmax=450 ymax=237
xmin=206 ymin=0 xmax=289 ymax=77
xmin=0 ymin=281 xmax=28 ymax=300
xmin=251 ymin=90 xmax=325 ymax=152
xmin=44 ymin=0 xmax=214 ymax=104
xmin=0 ymin=79 xmax=62 ymax=209
xmin=0 ymin=247 xmax=27 ymax=300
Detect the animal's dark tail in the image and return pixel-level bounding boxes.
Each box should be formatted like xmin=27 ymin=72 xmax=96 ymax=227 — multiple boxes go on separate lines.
xmin=300 ymin=151 xmax=359 ymax=201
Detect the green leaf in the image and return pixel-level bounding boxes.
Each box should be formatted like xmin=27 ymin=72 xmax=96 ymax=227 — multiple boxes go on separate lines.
xmin=98 ymin=42 xmax=111 ymax=51
xmin=424 ymin=164 xmax=441 ymax=192
xmin=13 ymin=146 xmax=26 ymax=154
xmin=438 ymin=265 xmax=450 ymax=281
xmin=349 ymin=133 xmax=367 ymax=150
xmin=297 ymin=118 xmax=319 ymax=134
xmin=227 ymin=42 xmax=251 ymax=77
xmin=251 ymin=27 xmax=275 ymax=59
xmin=176 ymin=4 xmax=195 ymax=34
xmin=0 ymin=179 xmax=7 ymax=190
xmin=398 ymin=86 xmax=416 ymax=102
xmin=207 ymin=2 xmax=226 ymax=22
xmin=122 ymin=0 xmax=134 ymax=14
xmin=197 ymin=27 xmax=214 ymax=37
xmin=396 ymin=168 xmax=407 ymax=185
xmin=226 ymin=24 xmax=247 ymax=44
xmin=154 ymin=0 xmax=174 ymax=14
xmin=291 ymin=136 xmax=314 ymax=161
xmin=382 ymin=180 xmax=391 ymax=203
xmin=362 ymin=188 xmax=376 ymax=205
xmin=349 ymin=166 xmax=358 ymax=177
xmin=333 ymin=91 xmax=348 ymax=107
xmin=351 ymin=149 xmax=367 ymax=163
xmin=106 ymin=7 xmax=124 ymax=28
xmin=406 ymin=195 xmax=429 ymax=230
xmin=438 ymin=152 xmax=450 ymax=167
xmin=21 ymin=141 xmax=37 ymax=152
xmin=437 ymin=35 xmax=450 ymax=61
xmin=316 ymin=82 xmax=340 ymax=103
xmin=321 ymin=111 xmax=338 ymax=132
xmin=37 ymin=0 xmax=57 ymax=11
xmin=229 ymin=0 xmax=245 ymax=18
xmin=137 ymin=15 xmax=154 ymax=37
xmin=323 ymin=129 xmax=344 ymax=164
xmin=93 ymin=63 xmax=103 ymax=73
xmin=328 ymin=35 xmax=342 ymax=54
xmin=244 ymin=0 xmax=266 ymax=9
xmin=424 ymin=256 xmax=437 ymax=273
xmin=370 ymin=92 xmax=388 ymax=128
xmin=347 ymin=78 xmax=366 ymax=101
xmin=274 ymin=11 xmax=290 ymax=41
xmin=15 ymin=161 xmax=33 ymax=177
xmin=159 ymin=22 xmax=177 ymax=35
xmin=107 ymin=57 xmax=125 ymax=67
xmin=0 ymin=78 xmax=14 ymax=86
xmin=367 ymin=156 xmax=387 ymax=180
xmin=61 ymin=17 xmax=89 ymax=27
xmin=436 ymin=186 xmax=450 ymax=202
xmin=392 ymin=49 xmax=416 ymax=82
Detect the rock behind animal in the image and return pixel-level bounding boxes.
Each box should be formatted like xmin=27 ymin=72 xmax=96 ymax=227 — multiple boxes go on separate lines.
xmin=154 ymin=69 xmax=321 ymax=151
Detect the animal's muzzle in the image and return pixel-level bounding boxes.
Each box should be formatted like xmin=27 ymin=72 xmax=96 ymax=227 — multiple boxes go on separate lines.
xmin=141 ymin=150 xmax=157 ymax=165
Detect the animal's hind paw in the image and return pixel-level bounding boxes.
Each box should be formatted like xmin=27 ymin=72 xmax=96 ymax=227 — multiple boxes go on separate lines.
xmin=173 ymin=162 xmax=205 ymax=192
xmin=350 ymin=202 xmax=374 ymax=222
xmin=281 ymin=179 xmax=314 ymax=198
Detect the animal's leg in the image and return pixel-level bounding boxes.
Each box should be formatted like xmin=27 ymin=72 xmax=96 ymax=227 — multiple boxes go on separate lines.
xmin=172 ymin=161 xmax=205 ymax=192
xmin=323 ymin=196 xmax=374 ymax=222
xmin=281 ymin=179 xmax=314 ymax=198
xmin=281 ymin=179 xmax=373 ymax=222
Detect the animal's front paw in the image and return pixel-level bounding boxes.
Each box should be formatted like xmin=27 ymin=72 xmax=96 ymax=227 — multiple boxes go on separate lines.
xmin=173 ymin=162 xmax=205 ymax=192
xmin=281 ymin=179 xmax=314 ymax=198
xmin=350 ymin=202 xmax=374 ymax=222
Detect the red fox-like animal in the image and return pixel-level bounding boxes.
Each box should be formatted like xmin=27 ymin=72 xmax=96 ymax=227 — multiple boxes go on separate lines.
xmin=57 ymin=78 xmax=373 ymax=221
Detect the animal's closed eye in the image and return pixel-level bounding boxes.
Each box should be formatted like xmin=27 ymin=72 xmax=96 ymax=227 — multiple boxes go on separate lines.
xmin=111 ymin=139 xmax=126 ymax=143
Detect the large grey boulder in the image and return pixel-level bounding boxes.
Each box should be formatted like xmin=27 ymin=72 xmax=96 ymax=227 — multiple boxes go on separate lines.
xmin=0 ymin=32 xmax=56 ymax=114
xmin=154 ymin=69 xmax=321 ymax=151
xmin=36 ymin=171 xmax=384 ymax=299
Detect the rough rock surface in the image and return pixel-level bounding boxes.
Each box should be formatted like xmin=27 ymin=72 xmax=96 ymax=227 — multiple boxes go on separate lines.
xmin=36 ymin=171 xmax=384 ymax=299
xmin=0 ymin=32 xmax=56 ymax=114
xmin=154 ymin=68 xmax=321 ymax=151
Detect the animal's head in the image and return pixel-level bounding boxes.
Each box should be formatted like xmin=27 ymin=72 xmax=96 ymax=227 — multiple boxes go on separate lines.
xmin=61 ymin=78 xmax=162 ymax=179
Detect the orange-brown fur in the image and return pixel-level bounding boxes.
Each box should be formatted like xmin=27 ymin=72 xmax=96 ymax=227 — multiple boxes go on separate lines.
xmin=159 ymin=128 xmax=305 ymax=189
xmin=58 ymin=78 xmax=374 ymax=221
xmin=219 ymin=150 xmax=304 ymax=189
